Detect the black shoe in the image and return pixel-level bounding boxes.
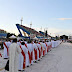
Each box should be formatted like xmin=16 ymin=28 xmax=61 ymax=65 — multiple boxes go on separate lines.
xmin=38 ymin=59 xmax=40 ymax=61
xmin=27 ymin=65 xmax=29 ymax=67
xmin=4 ymin=58 xmax=8 ymax=59
xmin=18 ymin=70 xmax=21 ymax=71
xmin=31 ymin=64 xmax=32 ymax=65
xmin=34 ymin=61 xmax=37 ymax=63
xmin=42 ymin=56 xmax=44 ymax=57
xmin=18 ymin=70 xmax=25 ymax=71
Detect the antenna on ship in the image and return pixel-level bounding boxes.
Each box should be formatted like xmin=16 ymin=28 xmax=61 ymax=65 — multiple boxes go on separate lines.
xmin=30 ymin=21 xmax=32 ymax=28
xmin=40 ymin=26 xmax=42 ymax=31
xmin=21 ymin=17 xmax=23 ymax=25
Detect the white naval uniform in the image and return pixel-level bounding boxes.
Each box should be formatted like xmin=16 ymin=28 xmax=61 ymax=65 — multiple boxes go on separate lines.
xmin=39 ymin=42 xmax=43 ymax=57
xmin=3 ymin=42 xmax=9 ymax=58
xmin=27 ymin=43 xmax=33 ymax=64
xmin=24 ymin=43 xmax=30 ymax=67
xmin=7 ymin=41 xmax=11 ymax=48
xmin=45 ymin=42 xmax=49 ymax=52
xmin=17 ymin=42 xmax=21 ymax=46
xmin=45 ymin=42 xmax=48 ymax=54
xmin=19 ymin=45 xmax=28 ymax=70
xmin=48 ymin=42 xmax=52 ymax=51
xmin=9 ymin=43 xmax=21 ymax=72
xmin=37 ymin=43 xmax=41 ymax=60
xmin=33 ymin=43 xmax=38 ymax=61
xmin=42 ymin=43 xmax=47 ymax=55
xmin=24 ymin=41 xmax=27 ymax=44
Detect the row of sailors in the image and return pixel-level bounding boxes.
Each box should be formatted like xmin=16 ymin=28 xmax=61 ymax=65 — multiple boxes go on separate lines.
xmin=3 ymin=39 xmax=52 ymax=71
xmin=51 ymin=40 xmax=62 ymax=48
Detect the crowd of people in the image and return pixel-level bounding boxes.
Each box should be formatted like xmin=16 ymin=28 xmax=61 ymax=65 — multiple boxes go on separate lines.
xmin=3 ymin=38 xmax=52 ymax=72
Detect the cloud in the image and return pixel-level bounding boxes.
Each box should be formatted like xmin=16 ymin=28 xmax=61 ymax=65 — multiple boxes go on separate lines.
xmin=48 ymin=28 xmax=72 ymax=36
xmin=58 ymin=18 xmax=72 ymax=20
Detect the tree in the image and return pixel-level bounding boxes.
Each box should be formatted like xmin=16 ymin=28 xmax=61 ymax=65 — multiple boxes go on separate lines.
xmin=7 ymin=33 xmax=10 ymax=38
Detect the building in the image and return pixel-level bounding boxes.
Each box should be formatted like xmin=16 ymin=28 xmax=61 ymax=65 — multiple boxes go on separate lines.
xmin=60 ymin=35 xmax=68 ymax=40
xmin=0 ymin=29 xmax=7 ymax=38
xmin=0 ymin=29 xmax=7 ymax=33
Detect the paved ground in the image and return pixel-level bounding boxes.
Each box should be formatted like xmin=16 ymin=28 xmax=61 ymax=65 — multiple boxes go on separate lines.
xmin=0 ymin=42 xmax=72 ymax=72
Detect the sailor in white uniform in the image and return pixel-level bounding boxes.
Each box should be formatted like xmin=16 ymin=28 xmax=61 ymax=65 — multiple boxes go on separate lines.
xmin=3 ymin=39 xmax=9 ymax=59
xmin=18 ymin=42 xmax=28 ymax=71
